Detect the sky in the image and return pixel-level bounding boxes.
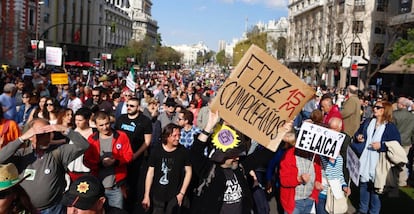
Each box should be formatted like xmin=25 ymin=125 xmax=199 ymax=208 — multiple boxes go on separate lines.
xmin=152 ymin=0 xmax=288 ymax=52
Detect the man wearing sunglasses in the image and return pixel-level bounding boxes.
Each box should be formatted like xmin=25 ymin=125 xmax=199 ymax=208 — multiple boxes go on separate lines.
xmin=114 ymin=97 xmax=152 ymax=213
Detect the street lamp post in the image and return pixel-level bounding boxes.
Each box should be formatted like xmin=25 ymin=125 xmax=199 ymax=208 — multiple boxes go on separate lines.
xmin=35 ymin=0 xmax=44 ymax=61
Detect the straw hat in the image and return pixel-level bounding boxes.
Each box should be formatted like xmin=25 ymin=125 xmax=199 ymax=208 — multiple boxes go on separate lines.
xmin=0 ymin=163 xmax=26 ymax=191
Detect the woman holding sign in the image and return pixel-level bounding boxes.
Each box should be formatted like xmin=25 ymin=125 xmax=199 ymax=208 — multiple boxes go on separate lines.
xmin=353 ymin=101 xmax=401 ymax=214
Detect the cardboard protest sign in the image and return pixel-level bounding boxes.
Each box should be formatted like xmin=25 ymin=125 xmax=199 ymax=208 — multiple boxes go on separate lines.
xmin=346 ymin=146 xmax=360 ymax=186
xmin=210 ymin=45 xmax=315 ymax=152
xmin=296 ymin=122 xmax=345 ymax=158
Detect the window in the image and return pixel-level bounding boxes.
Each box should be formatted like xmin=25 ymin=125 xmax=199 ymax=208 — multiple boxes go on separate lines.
xmin=336 ymin=43 xmax=342 ymax=55
xmin=43 ymin=13 xmax=50 ymax=23
xmin=354 ymin=0 xmax=365 ymax=11
xmin=337 ymin=22 xmax=343 ymax=36
xmin=351 ymin=43 xmax=362 ymax=56
xmin=29 ymin=9 xmax=34 ymax=26
xmin=374 ymin=43 xmax=384 ymax=57
xmin=352 ymin=21 xmax=364 ymax=33
xmin=374 ymin=21 xmax=386 ymax=34
xmin=399 ymin=0 xmax=412 ymax=14
xmin=377 ymin=0 xmax=388 ymax=11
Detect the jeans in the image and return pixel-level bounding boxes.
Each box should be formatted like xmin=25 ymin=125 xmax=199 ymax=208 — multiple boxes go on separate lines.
xmin=316 ymin=197 xmax=328 ymax=214
xmin=359 ymin=181 xmax=381 ymax=214
xmin=284 ymin=198 xmax=314 ymax=214
xmin=105 ymin=186 xmax=124 ymax=209
xmin=39 ymin=203 xmax=65 ymax=214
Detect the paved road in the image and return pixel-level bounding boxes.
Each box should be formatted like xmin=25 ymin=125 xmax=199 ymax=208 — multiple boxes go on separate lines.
xmin=268 ymin=197 xmax=356 ymax=214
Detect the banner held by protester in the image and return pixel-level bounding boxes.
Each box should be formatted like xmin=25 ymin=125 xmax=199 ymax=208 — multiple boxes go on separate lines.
xmin=296 ymin=122 xmax=345 ymax=159
xmin=210 ymin=44 xmax=315 ymax=152
xmin=346 ymin=146 xmax=360 ymax=186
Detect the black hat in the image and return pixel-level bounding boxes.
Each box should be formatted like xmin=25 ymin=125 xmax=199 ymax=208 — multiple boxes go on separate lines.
xmin=61 ymin=175 xmax=104 ymax=210
xmin=165 ymin=97 xmax=177 ymax=107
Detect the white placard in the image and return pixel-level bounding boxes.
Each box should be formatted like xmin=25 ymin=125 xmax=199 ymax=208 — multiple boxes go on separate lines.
xmin=45 ymin=46 xmax=62 ymax=66
xmin=23 ymin=68 xmax=32 ymax=78
xmin=346 ymin=146 xmax=360 ymax=186
xmin=295 ymin=122 xmax=345 ymax=158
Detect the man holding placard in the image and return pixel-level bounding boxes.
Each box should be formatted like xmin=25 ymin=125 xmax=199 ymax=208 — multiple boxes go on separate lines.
xmin=190 ymin=111 xmax=293 ymax=214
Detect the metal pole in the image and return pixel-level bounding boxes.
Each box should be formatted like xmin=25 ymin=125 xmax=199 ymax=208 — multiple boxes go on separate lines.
xmin=35 ymin=1 xmax=44 ymax=62
xmin=35 ymin=0 xmax=39 ymax=61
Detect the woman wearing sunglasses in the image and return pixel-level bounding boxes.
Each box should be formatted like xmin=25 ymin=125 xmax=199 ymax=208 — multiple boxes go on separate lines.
xmin=352 ymin=101 xmax=401 ymax=214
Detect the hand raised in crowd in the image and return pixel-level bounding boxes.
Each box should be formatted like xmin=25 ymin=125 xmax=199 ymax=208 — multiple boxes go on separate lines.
xmin=19 ymin=126 xmax=46 ymax=141
xmin=205 ymin=110 xmax=220 ymax=132
xmin=42 ymin=124 xmax=70 ymax=134
xmin=281 ymin=120 xmax=294 ymax=132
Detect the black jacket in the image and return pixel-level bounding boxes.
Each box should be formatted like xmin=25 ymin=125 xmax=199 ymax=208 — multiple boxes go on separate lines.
xmin=190 ymin=137 xmax=274 ymax=214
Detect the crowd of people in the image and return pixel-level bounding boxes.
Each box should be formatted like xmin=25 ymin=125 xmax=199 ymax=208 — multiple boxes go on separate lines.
xmin=0 ymin=66 xmax=412 ymax=214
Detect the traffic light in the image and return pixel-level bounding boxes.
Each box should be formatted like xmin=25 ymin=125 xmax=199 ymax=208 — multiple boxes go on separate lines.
xmin=111 ymin=22 xmax=116 ymax=33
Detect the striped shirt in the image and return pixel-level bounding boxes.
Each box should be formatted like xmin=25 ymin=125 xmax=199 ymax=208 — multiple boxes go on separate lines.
xmin=320 ymin=155 xmax=347 ymax=196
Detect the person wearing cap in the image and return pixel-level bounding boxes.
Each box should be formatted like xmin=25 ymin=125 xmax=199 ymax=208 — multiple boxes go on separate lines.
xmin=158 ymin=98 xmax=178 ymax=129
xmin=142 ymin=123 xmax=192 ymax=214
xmin=0 ymin=83 xmax=17 ymax=121
xmin=0 ymin=118 xmax=89 ymax=213
xmin=341 ymin=85 xmax=361 ymax=137
xmin=190 ymin=111 xmax=292 ymax=214
xmin=0 ymin=163 xmax=37 ymax=214
xmin=62 ymin=175 xmax=128 ymax=214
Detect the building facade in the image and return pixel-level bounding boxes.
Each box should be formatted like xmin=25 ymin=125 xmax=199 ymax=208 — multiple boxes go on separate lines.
xmin=256 ymin=17 xmax=288 ymax=59
xmin=0 ymin=0 xmax=144 ymax=68
xmin=171 ymin=42 xmax=210 ymax=67
xmin=286 ymin=0 xmax=391 ymax=88
xmin=127 ymin=0 xmax=158 ymax=44
xmin=0 ymin=0 xmax=34 ymax=67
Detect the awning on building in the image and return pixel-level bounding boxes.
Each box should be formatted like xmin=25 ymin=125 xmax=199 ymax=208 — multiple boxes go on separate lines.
xmin=380 ymin=54 xmax=414 ymax=74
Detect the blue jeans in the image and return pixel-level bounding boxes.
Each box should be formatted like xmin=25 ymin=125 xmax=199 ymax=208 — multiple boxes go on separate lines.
xmin=39 ymin=203 xmax=65 ymax=214
xmin=284 ymin=198 xmax=314 ymax=214
xmin=316 ymin=196 xmax=328 ymax=214
xmin=105 ymin=186 xmax=124 ymax=209
xmin=359 ymin=181 xmax=381 ymax=214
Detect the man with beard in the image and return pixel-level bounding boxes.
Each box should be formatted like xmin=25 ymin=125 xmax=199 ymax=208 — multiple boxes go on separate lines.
xmin=114 ymin=97 xmax=152 ymax=212
xmin=190 ymin=111 xmax=293 ymax=214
